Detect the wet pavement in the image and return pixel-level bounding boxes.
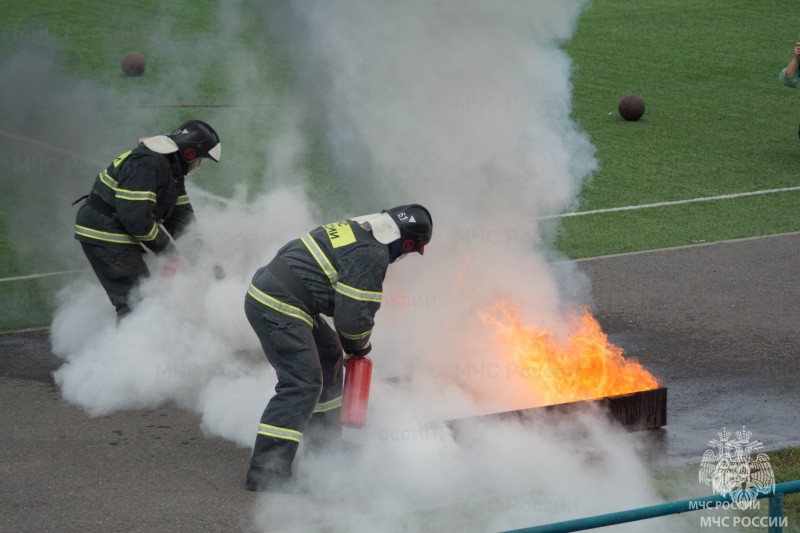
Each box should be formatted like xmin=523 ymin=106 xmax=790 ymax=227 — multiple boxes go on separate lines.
xmin=2 ymin=233 xmax=799 ymax=531
xmin=578 ymin=232 xmax=800 ymax=464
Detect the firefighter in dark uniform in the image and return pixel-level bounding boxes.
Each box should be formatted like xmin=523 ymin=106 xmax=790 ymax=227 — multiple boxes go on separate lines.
xmin=244 ymin=204 xmax=433 ymax=492
xmin=73 ymin=120 xmax=222 ymax=319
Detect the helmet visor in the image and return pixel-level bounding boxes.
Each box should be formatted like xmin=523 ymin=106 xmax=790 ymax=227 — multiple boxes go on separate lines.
xmin=208 ymin=142 xmax=221 ymax=162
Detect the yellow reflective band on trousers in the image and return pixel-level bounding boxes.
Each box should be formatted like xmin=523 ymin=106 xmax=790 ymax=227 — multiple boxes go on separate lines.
xmin=257 ymin=423 xmax=302 ymax=443
xmin=176 ymin=194 xmax=190 ymax=206
xmin=338 ymin=328 xmax=372 ymax=341
xmin=74 ymin=224 xmax=138 ymax=245
xmin=313 ymin=396 xmax=342 ymax=413
xmin=247 ymin=284 xmax=313 ymax=327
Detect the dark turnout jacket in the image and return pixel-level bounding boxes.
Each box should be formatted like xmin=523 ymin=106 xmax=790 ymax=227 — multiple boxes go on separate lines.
xmin=74 ymin=146 xmax=197 ymax=252
xmin=246 ymin=220 xmax=389 ymax=354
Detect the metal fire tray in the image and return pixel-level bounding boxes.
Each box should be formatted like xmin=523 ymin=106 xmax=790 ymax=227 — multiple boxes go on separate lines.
xmin=446 ymin=387 xmax=667 ymax=432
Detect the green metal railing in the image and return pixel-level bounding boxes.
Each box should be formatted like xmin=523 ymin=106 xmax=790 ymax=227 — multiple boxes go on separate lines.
xmin=499 ymin=479 xmax=800 ymax=533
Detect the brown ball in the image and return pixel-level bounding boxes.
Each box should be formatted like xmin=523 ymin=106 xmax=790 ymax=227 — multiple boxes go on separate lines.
xmin=618 ymin=94 xmax=645 ymax=121
xmin=121 ymin=52 xmax=146 ymax=77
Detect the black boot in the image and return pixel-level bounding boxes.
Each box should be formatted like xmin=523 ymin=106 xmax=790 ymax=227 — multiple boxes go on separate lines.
xmin=245 ymin=467 xmax=305 ymax=494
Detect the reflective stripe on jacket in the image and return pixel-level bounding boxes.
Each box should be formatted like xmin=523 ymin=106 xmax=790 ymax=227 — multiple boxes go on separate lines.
xmin=246 ymin=220 xmax=389 ymax=353
xmin=74 ymin=146 xmax=197 ymax=252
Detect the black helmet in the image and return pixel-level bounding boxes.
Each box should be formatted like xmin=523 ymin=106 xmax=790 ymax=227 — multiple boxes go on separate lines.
xmin=383 ymin=204 xmax=433 ymax=256
xmin=168 ymin=120 xmax=221 ymax=163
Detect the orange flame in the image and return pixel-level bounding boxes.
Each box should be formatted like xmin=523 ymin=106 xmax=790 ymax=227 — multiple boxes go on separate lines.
xmin=482 ymin=303 xmax=659 ymax=405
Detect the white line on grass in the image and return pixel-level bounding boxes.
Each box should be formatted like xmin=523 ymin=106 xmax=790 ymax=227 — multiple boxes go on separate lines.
xmin=4 ymin=129 xmax=800 ymax=280
xmin=5 ymin=185 xmax=799 ymax=283
xmin=0 ymin=270 xmax=87 ymax=283
xmin=539 ymin=186 xmax=800 ymax=220
xmin=4 ymin=186 xmax=800 ymax=283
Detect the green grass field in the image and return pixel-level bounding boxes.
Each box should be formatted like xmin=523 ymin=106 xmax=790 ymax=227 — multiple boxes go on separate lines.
xmin=2 ymin=0 xmax=799 ymax=328
xmin=560 ymin=0 xmax=800 ymax=258
xmin=2 ymin=1 xmax=800 ymax=527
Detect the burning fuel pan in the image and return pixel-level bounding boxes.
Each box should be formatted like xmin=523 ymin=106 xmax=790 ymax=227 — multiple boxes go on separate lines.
xmin=445 ymin=387 xmax=667 ymax=433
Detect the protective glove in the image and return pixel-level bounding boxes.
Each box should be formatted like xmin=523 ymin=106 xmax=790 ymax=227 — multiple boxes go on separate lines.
xmin=212 ymin=263 xmax=226 ymax=280
xmin=349 ymin=341 xmax=372 ymax=358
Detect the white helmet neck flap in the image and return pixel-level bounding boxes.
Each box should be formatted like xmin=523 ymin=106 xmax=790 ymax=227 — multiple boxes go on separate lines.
xmin=350 ymin=212 xmax=401 ymax=244
xmin=138 ymin=135 xmax=179 ymax=154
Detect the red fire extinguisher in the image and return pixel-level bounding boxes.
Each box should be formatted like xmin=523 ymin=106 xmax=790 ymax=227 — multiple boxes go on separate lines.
xmin=341 ymin=356 xmax=373 ymax=428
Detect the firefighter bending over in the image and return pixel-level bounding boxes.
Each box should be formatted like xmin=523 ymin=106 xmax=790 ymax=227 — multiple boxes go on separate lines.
xmin=73 ymin=120 xmax=222 ymax=319
xmin=244 ymin=204 xmax=433 ymax=492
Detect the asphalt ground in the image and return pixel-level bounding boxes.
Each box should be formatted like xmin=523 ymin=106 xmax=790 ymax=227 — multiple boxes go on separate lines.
xmin=0 ymin=330 xmax=256 ymax=532
xmin=578 ymin=232 xmax=800 ymax=463
xmin=1 ymin=233 xmax=799 ymax=531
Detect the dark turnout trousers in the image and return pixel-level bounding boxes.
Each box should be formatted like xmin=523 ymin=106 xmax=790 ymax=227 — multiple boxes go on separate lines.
xmin=244 ymin=299 xmax=343 ymax=491
xmin=81 ymin=242 xmax=149 ymax=318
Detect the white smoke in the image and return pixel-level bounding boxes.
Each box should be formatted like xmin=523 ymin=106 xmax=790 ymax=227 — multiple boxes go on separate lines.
xmin=289 ymin=0 xmax=599 ymax=411
xmin=50 ymin=188 xmax=318 ymax=448
xmin=253 ymin=409 xmax=688 ymax=532
xmin=42 ymin=0 xmax=684 ymax=530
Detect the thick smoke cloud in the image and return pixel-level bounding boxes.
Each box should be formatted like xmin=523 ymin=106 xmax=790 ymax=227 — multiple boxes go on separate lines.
xmin=277 ymin=0 xmax=600 ymax=407
xmin=251 ymin=409 xmax=688 ymax=532
xmin=1 ymin=0 xmax=684 ymax=530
